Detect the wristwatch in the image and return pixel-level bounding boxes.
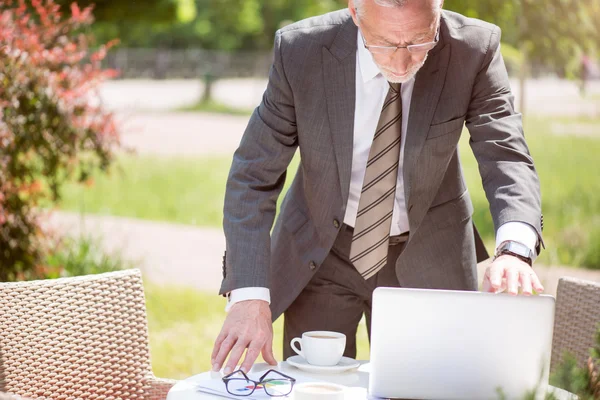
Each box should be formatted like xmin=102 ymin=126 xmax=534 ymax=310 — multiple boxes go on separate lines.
xmin=494 ymin=240 xmax=535 ymax=266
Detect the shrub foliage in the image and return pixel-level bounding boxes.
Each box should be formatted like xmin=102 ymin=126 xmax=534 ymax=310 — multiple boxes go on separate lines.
xmin=0 ymin=0 xmax=119 ymax=280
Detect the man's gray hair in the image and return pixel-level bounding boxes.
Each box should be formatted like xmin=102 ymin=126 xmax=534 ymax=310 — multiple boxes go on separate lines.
xmin=354 ymin=0 xmax=442 ymax=17
xmin=369 ymin=0 xmax=409 ymax=6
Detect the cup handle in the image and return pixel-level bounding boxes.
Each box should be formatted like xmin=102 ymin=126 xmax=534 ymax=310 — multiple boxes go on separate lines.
xmin=290 ymin=338 xmax=304 ymax=358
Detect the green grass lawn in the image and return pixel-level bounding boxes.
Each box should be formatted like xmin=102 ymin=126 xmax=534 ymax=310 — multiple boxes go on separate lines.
xmin=145 ymin=283 xmax=370 ymax=379
xmin=463 ymin=115 xmax=600 ymax=268
xmin=57 ymin=115 xmax=600 ymax=268
xmin=58 ymin=154 xmax=301 ymax=228
xmin=59 ymin=156 xmax=234 ymax=227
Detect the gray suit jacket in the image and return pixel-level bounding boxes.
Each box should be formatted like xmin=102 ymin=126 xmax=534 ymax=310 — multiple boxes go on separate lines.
xmin=220 ymin=9 xmax=544 ymax=321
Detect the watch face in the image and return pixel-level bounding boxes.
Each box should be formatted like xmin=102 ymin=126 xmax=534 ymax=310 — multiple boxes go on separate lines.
xmin=506 ymin=241 xmax=532 ymax=258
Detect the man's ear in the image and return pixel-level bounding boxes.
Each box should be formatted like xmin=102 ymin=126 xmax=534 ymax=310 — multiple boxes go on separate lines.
xmin=348 ymin=0 xmax=359 ymax=26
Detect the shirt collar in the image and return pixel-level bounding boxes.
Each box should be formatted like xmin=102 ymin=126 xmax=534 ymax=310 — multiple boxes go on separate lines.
xmin=357 ymin=29 xmax=382 ymax=83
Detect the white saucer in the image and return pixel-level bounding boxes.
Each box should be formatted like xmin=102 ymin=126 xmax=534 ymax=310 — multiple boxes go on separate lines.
xmin=286 ymin=355 xmax=360 ymax=374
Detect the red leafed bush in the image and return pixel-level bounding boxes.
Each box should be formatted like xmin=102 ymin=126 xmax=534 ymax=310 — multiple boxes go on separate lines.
xmin=0 ymin=0 xmax=120 ymax=281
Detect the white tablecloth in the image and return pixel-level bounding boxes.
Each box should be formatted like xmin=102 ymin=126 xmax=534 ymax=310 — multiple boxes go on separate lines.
xmin=166 ymin=361 xmax=577 ymax=400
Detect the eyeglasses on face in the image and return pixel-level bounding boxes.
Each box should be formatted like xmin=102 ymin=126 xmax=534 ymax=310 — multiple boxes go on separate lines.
xmin=355 ymin=7 xmax=440 ymax=55
xmin=360 ymin=28 xmax=440 ymax=55
xmin=222 ymin=369 xmax=296 ymax=397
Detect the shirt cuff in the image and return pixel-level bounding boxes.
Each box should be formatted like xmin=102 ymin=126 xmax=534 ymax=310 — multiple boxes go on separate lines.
xmin=225 ymin=287 xmax=271 ymax=312
xmin=495 ymin=221 xmax=538 ymax=261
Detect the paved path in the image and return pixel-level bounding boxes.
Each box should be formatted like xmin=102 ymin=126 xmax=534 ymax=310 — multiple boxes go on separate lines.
xmin=100 ymin=78 xmax=600 ymax=116
xmin=47 ymin=211 xmax=225 ymax=294
xmin=115 ymin=111 xmax=249 ymax=156
xmin=110 ymin=77 xmax=599 ymax=158
xmin=99 ymin=79 xmax=266 ymax=112
xmin=47 ymin=211 xmax=600 ymax=297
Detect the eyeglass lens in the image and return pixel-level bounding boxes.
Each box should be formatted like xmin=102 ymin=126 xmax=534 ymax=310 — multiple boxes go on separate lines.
xmin=226 ymin=378 xmax=257 ymax=396
xmin=263 ymin=379 xmax=294 ymax=396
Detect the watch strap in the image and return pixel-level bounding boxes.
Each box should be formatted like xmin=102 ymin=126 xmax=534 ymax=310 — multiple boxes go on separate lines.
xmin=494 ymin=240 xmax=534 ymax=266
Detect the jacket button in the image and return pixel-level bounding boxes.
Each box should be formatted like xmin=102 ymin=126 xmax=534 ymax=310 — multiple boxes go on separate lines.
xmin=309 ymin=261 xmax=317 ymax=271
xmin=333 ymin=219 xmax=340 ymax=229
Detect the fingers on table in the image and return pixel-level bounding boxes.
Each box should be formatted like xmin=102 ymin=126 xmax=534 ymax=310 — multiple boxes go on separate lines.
xmin=213 ymin=334 xmax=239 ymax=372
xmin=211 ymin=331 xmax=227 ymax=370
xmin=240 ymin=340 xmax=265 ymax=373
xmin=224 ymin=337 xmax=252 ymax=374
xmin=262 ymin=333 xmax=277 ymax=365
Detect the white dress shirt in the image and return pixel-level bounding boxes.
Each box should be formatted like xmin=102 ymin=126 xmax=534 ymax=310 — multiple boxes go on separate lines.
xmin=225 ymin=31 xmax=537 ymax=312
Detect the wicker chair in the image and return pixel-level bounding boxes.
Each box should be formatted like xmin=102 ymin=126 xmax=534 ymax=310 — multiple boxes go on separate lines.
xmin=0 ymin=269 xmax=177 ymax=400
xmin=0 ymin=393 xmax=27 ymax=400
xmin=551 ymin=276 xmax=600 ymax=372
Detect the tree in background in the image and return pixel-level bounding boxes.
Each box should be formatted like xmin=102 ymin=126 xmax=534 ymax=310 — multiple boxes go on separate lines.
xmin=52 ymin=0 xmax=181 ymax=47
xmin=16 ymin=0 xmax=596 ymax=108
xmin=514 ymin=0 xmax=597 ymax=114
xmin=442 ymin=0 xmax=599 ymax=114
xmin=0 ymin=0 xmax=119 ymax=281
xmin=54 ymin=0 xmax=178 ymax=23
xmin=70 ymin=0 xmax=348 ymax=50
xmin=68 ymin=0 xmax=597 ymax=73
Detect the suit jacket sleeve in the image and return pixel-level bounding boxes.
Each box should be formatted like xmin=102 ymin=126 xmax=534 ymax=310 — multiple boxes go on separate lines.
xmin=220 ymin=30 xmax=298 ymax=295
xmin=465 ymin=26 xmax=544 ymax=254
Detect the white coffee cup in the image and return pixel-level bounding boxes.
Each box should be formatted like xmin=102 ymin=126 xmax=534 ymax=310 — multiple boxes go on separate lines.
xmin=293 ymin=382 xmax=346 ymax=400
xmin=290 ymin=331 xmax=346 ymax=366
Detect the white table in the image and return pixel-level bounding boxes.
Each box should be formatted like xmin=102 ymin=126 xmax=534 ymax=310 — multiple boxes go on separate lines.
xmin=166 ymin=361 xmax=577 ymax=400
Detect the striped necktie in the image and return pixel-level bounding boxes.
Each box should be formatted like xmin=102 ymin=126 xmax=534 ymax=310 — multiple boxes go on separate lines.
xmin=349 ymin=82 xmax=402 ymax=279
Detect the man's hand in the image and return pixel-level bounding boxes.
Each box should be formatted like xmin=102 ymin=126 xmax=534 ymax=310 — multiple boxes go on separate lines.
xmin=482 ymin=254 xmax=544 ymax=295
xmin=211 ymin=300 xmax=277 ymax=374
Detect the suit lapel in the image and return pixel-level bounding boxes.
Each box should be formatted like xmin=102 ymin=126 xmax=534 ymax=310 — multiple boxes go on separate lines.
xmin=323 ymin=17 xmax=357 ymax=205
xmin=403 ymin=21 xmax=451 ymax=207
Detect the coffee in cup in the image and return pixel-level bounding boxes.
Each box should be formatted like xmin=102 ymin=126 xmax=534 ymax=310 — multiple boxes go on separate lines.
xmin=290 ymin=331 xmax=346 ymax=366
xmin=293 ymin=382 xmax=346 ymax=400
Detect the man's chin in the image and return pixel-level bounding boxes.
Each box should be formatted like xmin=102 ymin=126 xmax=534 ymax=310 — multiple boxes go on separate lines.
xmin=378 ymin=56 xmax=428 ymax=84
xmin=382 ymin=70 xmax=416 ymax=84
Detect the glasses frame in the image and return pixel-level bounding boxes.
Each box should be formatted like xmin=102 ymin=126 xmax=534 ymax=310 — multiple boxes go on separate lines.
xmin=360 ymin=28 xmax=439 ymax=55
xmin=356 ymin=9 xmax=440 ymax=55
xmin=222 ymin=369 xmax=296 ymax=397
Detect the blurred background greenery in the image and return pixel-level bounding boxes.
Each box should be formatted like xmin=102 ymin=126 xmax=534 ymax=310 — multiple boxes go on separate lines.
xmin=48 ymin=0 xmax=598 ymax=78
xmin=57 ymin=115 xmax=600 ymax=269
xmin=1 ymin=0 xmax=599 ymax=394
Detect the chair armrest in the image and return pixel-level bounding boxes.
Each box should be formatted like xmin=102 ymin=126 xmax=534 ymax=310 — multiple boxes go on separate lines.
xmin=145 ymin=374 xmax=179 ymax=400
xmin=548 ymin=385 xmax=579 ymax=400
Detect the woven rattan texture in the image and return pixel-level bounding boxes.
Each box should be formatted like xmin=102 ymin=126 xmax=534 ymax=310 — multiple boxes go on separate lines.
xmin=551 ymin=277 xmax=600 ymax=372
xmin=145 ymin=377 xmax=176 ymax=400
xmin=0 ymin=392 xmax=27 ymax=400
xmin=0 ymin=270 xmax=152 ymax=399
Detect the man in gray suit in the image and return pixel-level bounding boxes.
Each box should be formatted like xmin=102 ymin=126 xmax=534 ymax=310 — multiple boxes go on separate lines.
xmin=211 ymin=0 xmax=545 ymax=375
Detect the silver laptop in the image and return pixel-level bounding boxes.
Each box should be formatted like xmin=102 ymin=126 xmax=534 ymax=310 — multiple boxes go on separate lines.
xmin=369 ymin=287 xmax=555 ymax=400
